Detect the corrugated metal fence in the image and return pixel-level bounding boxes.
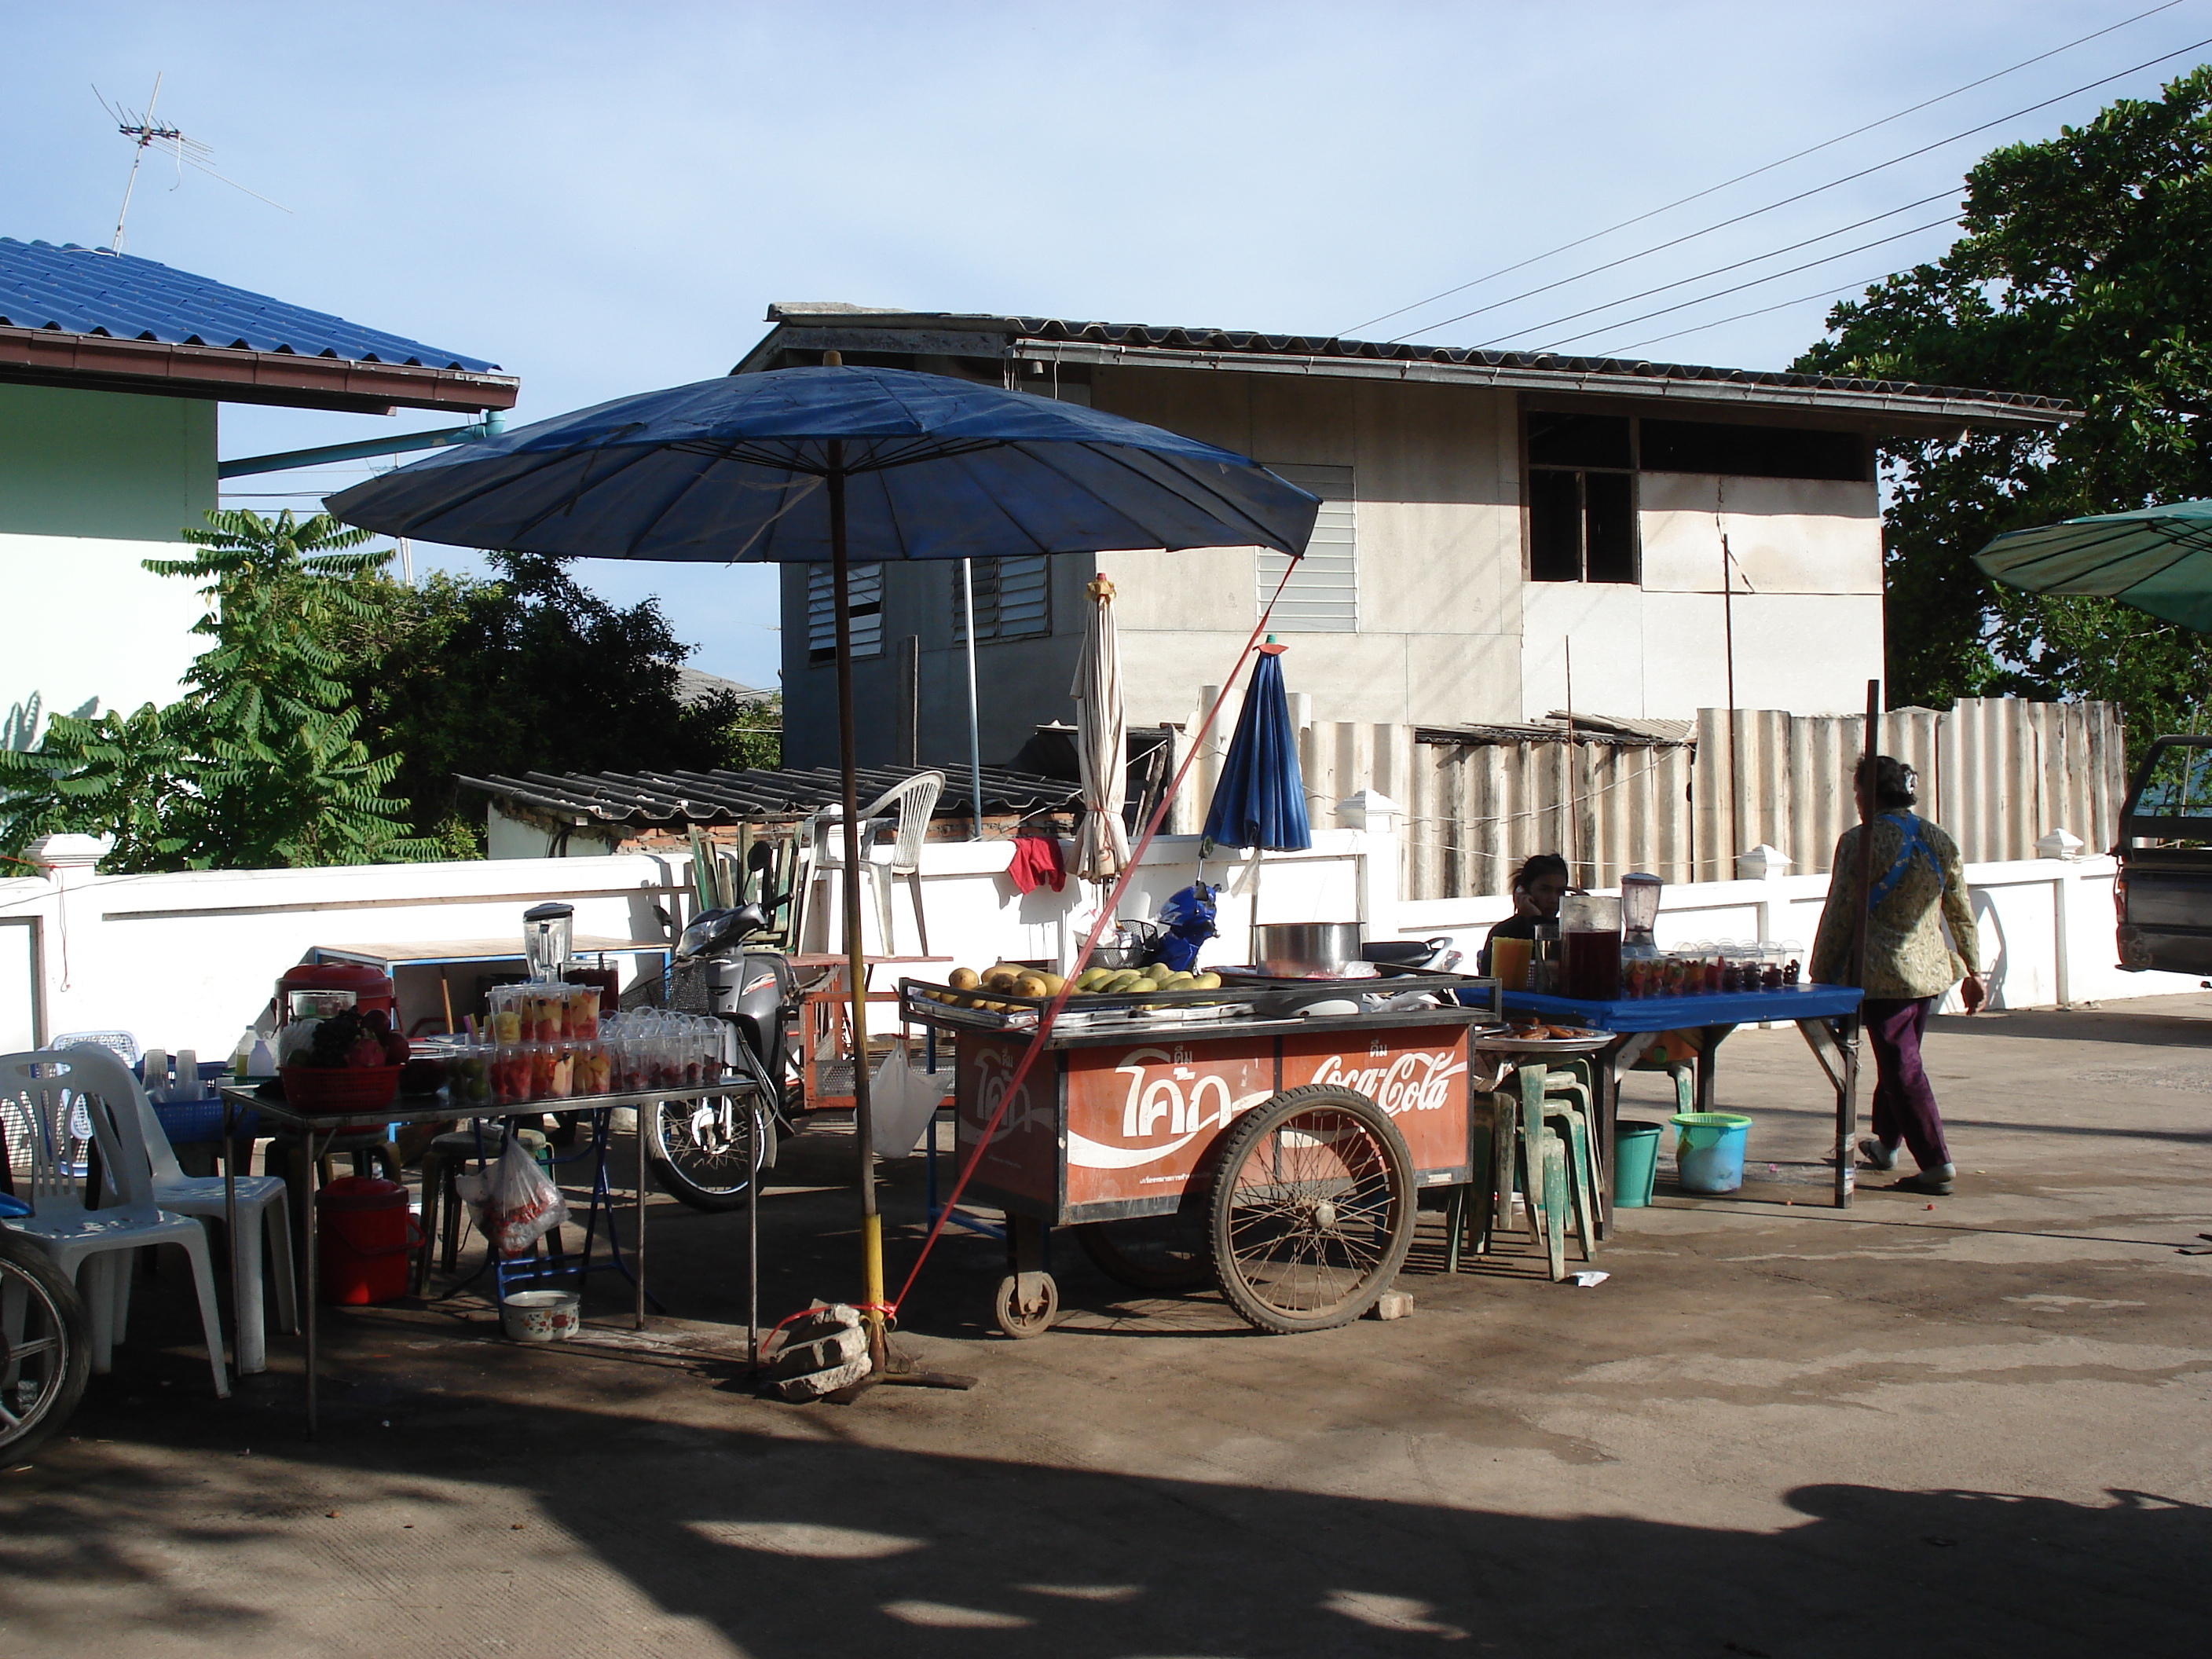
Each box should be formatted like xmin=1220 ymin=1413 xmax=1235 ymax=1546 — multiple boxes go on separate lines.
xmin=1178 ymin=697 xmax=2125 ymax=900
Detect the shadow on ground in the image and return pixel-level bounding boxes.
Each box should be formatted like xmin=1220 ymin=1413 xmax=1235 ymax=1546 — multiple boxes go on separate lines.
xmin=5 ymin=1385 xmax=2206 ymax=1659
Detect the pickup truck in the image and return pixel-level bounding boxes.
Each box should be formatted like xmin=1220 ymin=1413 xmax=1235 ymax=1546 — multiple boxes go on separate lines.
xmin=2115 ymin=734 xmax=2212 ymax=975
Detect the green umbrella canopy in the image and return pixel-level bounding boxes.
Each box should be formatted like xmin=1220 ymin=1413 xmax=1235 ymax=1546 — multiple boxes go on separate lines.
xmin=1973 ymin=500 xmax=2212 ymax=633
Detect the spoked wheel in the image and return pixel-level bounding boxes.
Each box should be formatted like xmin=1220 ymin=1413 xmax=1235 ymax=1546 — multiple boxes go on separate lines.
xmin=0 ymin=1231 xmax=90 ymax=1459
xmin=1076 ymin=1213 xmax=1210 ymax=1291
xmin=647 ymin=1090 xmax=775 ymax=1212
xmin=1207 ymin=1085 xmax=1414 ymax=1332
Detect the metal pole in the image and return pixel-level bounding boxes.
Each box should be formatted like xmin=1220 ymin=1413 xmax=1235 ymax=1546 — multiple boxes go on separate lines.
xmin=961 ymin=559 xmax=985 ymax=837
xmin=1723 ymin=522 xmax=1741 ymax=873
xmin=830 ymin=441 xmax=888 ymax=1369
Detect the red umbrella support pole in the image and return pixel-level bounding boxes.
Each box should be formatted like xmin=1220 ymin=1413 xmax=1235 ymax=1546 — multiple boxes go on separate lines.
xmin=828 ymin=442 xmax=888 ymax=1368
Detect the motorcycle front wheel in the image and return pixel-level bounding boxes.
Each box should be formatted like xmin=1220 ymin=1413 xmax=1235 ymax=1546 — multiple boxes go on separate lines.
xmin=646 ymin=1090 xmax=776 ymax=1212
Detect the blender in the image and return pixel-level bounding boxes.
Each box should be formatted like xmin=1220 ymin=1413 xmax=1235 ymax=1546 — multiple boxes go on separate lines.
xmin=523 ymin=902 xmax=576 ymax=983
xmin=1619 ymin=872 xmax=1662 ymax=998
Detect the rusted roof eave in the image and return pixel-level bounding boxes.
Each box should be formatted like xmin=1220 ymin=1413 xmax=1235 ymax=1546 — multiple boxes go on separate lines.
xmin=0 ymin=325 xmax=521 ymax=416
xmin=1013 ymin=339 xmax=2066 ymax=431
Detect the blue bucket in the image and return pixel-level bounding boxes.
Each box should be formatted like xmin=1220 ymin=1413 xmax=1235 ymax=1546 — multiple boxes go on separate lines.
xmin=1671 ymin=1111 xmax=1752 ymax=1194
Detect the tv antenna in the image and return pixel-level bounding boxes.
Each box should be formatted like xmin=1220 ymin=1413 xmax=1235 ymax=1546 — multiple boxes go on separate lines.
xmin=95 ymin=74 xmax=291 ymax=252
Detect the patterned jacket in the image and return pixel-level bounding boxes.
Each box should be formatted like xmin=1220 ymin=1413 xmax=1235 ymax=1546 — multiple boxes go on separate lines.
xmin=1810 ymin=814 xmax=1980 ymax=1000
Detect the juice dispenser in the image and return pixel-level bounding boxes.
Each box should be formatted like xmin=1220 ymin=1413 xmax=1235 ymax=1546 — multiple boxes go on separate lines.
xmin=523 ymin=902 xmax=575 ymax=983
xmin=1560 ymin=893 xmax=1623 ymax=1001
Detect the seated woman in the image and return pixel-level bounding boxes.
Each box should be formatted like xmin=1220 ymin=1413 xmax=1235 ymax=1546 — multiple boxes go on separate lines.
xmin=1480 ymin=853 xmax=1569 ymax=975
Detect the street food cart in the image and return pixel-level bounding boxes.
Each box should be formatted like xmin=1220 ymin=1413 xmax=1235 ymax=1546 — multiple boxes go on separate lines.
xmin=901 ymin=973 xmax=1503 ymax=1337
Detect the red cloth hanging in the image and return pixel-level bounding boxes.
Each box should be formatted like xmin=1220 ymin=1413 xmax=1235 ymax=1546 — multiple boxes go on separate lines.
xmin=1007 ymin=832 xmax=1067 ymax=895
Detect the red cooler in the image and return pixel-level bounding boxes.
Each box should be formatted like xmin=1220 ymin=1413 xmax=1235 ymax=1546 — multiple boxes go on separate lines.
xmin=316 ymin=1177 xmax=420 ymax=1305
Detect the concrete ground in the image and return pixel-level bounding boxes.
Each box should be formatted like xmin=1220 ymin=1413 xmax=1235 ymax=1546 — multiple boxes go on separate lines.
xmin=3 ymin=994 xmax=2208 ymax=1657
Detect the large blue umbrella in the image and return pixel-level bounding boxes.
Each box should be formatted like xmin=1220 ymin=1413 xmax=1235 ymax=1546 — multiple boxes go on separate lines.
xmin=1203 ymin=644 xmax=1311 ymax=851
xmin=328 ymin=362 xmax=1319 ymax=1355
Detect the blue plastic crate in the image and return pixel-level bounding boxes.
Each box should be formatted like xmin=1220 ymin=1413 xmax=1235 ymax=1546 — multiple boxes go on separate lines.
xmin=152 ymin=1096 xmax=256 ymax=1144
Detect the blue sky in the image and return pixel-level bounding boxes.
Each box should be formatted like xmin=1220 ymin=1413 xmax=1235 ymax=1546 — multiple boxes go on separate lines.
xmin=6 ymin=1 xmax=2205 ymax=690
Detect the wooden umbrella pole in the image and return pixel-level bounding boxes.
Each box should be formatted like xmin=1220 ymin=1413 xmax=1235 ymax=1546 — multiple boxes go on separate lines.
xmin=828 ymin=441 xmax=888 ymax=1368
xmin=1839 ymin=676 xmax=1881 ymax=1207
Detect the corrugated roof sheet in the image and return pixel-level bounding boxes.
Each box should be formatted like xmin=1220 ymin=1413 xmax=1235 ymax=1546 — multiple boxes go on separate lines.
xmin=753 ymin=304 xmax=2072 ymax=419
xmin=1415 ymin=716 xmax=1694 ymax=750
xmin=0 ymin=239 xmax=498 ymax=371
xmin=462 ymin=764 xmax=1082 ymax=827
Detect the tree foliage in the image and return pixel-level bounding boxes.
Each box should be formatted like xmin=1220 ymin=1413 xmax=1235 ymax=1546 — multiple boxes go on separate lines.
xmin=334 ymin=551 xmax=780 ymax=848
xmin=1793 ymin=64 xmax=2212 ymax=744
xmin=0 ymin=511 xmax=430 ymax=870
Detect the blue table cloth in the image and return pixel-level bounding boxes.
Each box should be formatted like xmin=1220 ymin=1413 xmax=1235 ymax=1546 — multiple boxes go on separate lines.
xmin=1502 ymin=983 xmax=1862 ymax=1033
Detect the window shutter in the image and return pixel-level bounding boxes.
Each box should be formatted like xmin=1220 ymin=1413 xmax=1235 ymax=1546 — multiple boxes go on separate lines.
xmin=1258 ymin=463 xmax=1356 ymax=632
xmin=808 ymin=562 xmax=884 ymax=660
xmin=954 ymin=555 xmax=1052 ymax=643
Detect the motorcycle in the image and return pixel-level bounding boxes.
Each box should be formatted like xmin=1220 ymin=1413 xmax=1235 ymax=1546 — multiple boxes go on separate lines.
xmin=646 ymin=903 xmax=800 ymax=1212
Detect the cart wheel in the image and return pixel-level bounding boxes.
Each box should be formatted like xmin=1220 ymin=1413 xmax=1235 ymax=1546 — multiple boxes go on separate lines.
xmin=1207 ymin=1084 xmax=1414 ymax=1333
xmin=993 ymin=1271 xmax=1059 ymax=1339
xmin=1076 ymin=1215 xmax=1210 ymax=1291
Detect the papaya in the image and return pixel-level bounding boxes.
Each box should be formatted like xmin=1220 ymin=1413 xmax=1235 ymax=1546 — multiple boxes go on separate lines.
xmin=948 ymin=966 xmax=980 ymax=991
xmin=1159 ymin=971 xmax=1196 ymax=990
xmin=1192 ymin=972 xmax=1222 ymax=990
xmin=1074 ymin=968 xmax=1111 ymax=991
xmin=1013 ymin=974 xmax=1050 ymax=999
xmin=1101 ymin=971 xmax=1145 ymax=994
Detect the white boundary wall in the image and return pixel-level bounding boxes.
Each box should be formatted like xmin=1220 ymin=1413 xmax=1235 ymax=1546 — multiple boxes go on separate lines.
xmin=0 ymin=833 xmax=2185 ymax=1060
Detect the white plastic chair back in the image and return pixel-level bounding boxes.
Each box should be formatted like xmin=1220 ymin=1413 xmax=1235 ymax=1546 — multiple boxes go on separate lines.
xmin=0 ymin=1046 xmax=157 ymax=1218
xmin=859 ymin=770 xmax=945 ymax=876
xmin=51 ymin=1030 xmax=140 ymax=1065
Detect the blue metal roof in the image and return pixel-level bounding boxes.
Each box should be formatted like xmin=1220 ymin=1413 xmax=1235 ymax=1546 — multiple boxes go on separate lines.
xmin=0 ymin=239 xmax=499 ymax=372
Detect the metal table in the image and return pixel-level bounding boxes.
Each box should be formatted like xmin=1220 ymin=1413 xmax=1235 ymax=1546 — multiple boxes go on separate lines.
xmin=218 ymin=1078 xmax=759 ymax=1434
xmin=1500 ymin=983 xmax=1867 ymax=1217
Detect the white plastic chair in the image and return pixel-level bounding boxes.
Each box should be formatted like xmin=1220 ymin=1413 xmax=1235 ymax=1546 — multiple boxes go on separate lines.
xmin=0 ymin=1048 xmax=229 ymax=1397
xmin=128 ymin=1091 xmax=295 ymax=1375
xmin=801 ymin=771 xmax=945 ymax=955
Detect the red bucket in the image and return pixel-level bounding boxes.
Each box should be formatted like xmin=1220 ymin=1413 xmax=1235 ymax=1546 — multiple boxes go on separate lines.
xmin=315 ymin=1176 xmax=422 ymax=1306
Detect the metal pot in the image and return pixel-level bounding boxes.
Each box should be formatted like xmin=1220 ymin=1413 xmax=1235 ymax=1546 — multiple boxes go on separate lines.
xmin=1251 ymin=921 xmax=1364 ymax=978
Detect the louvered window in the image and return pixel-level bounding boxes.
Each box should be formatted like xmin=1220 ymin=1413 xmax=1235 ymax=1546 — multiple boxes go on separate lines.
xmin=953 ymin=555 xmax=1052 ymax=643
xmin=1258 ymin=463 xmax=1356 ymax=632
xmin=808 ymin=562 xmax=884 ymax=662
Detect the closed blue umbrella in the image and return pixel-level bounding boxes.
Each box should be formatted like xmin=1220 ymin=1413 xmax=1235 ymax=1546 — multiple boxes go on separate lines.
xmin=1203 ymin=644 xmax=1311 ymax=851
xmin=328 ymin=362 xmax=1319 ymax=1361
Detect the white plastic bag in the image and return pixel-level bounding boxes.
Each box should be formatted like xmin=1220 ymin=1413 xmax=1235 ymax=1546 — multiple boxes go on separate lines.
xmin=455 ymin=1137 xmax=569 ymax=1256
xmin=870 ymin=1042 xmax=952 ymax=1159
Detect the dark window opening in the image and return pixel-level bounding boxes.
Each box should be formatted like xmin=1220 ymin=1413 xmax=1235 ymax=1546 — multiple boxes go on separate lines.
xmin=1527 ymin=412 xmax=1632 ymax=470
xmin=1639 ymin=419 xmax=1865 ymax=482
xmin=1527 ymin=468 xmax=1639 ymax=585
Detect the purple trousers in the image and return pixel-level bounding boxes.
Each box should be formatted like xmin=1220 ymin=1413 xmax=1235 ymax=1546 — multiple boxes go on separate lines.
xmin=1864 ymin=996 xmax=1950 ymax=1170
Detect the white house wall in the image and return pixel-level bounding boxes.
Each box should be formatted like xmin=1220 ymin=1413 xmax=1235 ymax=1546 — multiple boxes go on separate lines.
xmin=1 ymin=532 xmax=207 ymax=724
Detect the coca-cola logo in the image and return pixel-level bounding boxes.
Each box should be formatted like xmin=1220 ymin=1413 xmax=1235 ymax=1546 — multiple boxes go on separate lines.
xmin=965 ymin=1046 xmax=1053 ymax=1138
xmin=1302 ymin=1049 xmax=1465 ymax=1116
xmin=1067 ymin=1046 xmax=1273 ymax=1171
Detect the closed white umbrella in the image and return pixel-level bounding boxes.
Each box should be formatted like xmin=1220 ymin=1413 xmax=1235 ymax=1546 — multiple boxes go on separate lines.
xmin=1071 ymin=574 xmax=1130 ymax=884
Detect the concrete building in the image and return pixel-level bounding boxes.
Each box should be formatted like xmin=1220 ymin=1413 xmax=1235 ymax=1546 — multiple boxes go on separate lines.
xmin=0 ymin=238 xmax=518 ymax=738
xmin=739 ymin=306 xmax=2067 ymax=770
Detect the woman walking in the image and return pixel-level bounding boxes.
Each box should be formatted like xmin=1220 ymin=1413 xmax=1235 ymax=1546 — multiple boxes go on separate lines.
xmin=1811 ymin=755 xmax=1986 ymax=1196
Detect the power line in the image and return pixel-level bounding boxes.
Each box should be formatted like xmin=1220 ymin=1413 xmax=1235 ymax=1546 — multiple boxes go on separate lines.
xmin=1465 ymin=189 xmax=1957 ymax=350
xmin=1529 ymin=215 xmax=1961 ymax=353
xmin=1598 ymin=273 xmax=1893 ymax=358
xmin=1340 ymin=0 xmax=2189 ymax=339
xmin=1386 ymin=30 xmax=2212 ymax=346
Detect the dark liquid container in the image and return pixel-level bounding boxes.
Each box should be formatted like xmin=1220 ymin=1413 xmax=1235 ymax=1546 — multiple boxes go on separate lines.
xmin=1562 ymin=928 xmax=1623 ymax=1001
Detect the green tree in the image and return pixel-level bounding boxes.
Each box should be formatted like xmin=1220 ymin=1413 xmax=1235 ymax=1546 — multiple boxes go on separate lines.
xmin=1793 ymin=64 xmax=2212 ymax=745
xmin=335 ymin=551 xmax=780 ymax=847
xmin=0 ymin=700 xmax=199 ymax=871
xmin=148 ymin=510 xmax=434 ymax=866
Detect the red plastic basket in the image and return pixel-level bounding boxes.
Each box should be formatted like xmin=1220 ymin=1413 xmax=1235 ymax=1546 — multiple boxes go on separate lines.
xmin=279 ymin=1064 xmax=401 ymax=1125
